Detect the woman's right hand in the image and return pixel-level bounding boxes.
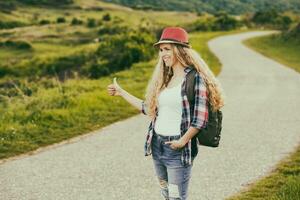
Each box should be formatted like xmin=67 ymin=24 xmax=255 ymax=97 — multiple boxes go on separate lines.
xmin=107 ymin=77 xmax=122 ymax=96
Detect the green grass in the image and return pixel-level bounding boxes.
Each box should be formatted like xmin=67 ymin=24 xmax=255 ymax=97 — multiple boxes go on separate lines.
xmin=0 ymin=42 xmax=98 ymax=68
xmin=0 ymin=30 xmax=244 ymax=160
xmin=0 ymin=0 xmax=199 ymax=29
xmin=243 ymin=33 xmax=300 ymax=73
xmin=226 ymin=145 xmax=300 ymax=200
xmin=0 ymin=0 xmax=252 ymax=162
xmin=226 ymin=33 xmax=300 ymax=200
xmin=0 ymin=0 xmax=199 ymax=69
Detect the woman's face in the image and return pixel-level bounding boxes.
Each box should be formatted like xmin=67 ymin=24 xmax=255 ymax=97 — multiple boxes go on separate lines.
xmin=159 ymin=43 xmax=178 ymax=67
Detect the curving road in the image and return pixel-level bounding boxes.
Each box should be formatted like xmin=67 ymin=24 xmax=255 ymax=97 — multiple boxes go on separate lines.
xmin=1 ymin=31 xmax=300 ymax=200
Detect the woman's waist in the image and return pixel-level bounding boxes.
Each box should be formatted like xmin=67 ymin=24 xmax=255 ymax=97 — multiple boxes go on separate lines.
xmin=153 ymin=129 xmax=181 ymax=142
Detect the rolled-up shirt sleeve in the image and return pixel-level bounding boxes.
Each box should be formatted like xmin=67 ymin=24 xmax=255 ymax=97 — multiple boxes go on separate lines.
xmin=141 ymin=100 xmax=147 ymax=115
xmin=190 ymin=73 xmax=209 ymax=130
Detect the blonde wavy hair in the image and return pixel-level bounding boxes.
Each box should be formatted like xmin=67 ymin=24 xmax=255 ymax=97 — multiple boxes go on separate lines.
xmin=144 ymin=44 xmax=225 ymax=120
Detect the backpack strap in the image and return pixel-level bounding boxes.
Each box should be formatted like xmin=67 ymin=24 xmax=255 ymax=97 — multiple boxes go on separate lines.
xmin=186 ymin=68 xmax=197 ymax=108
xmin=186 ymin=68 xmax=211 ymax=113
xmin=186 ymin=68 xmax=199 ymax=156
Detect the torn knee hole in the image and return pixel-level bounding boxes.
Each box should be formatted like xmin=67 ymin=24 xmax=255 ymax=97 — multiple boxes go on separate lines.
xmin=158 ymin=178 xmax=168 ymax=189
xmin=168 ymin=183 xmax=180 ymax=199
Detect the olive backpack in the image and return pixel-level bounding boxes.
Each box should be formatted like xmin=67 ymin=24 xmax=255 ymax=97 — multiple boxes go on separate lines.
xmin=186 ymin=68 xmax=223 ymax=147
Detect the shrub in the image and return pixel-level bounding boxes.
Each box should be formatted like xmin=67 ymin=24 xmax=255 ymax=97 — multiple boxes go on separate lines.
xmin=41 ymin=53 xmax=88 ymax=80
xmin=88 ymin=60 xmax=110 ymax=78
xmin=213 ymin=14 xmax=240 ymax=31
xmin=57 ymin=17 xmax=66 ymax=23
xmin=252 ymin=9 xmax=293 ymax=30
xmin=276 ymin=15 xmax=292 ymax=30
xmin=252 ymin=9 xmax=279 ymax=25
xmin=0 ymin=1 xmax=16 ymax=13
xmin=71 ymin=17 xmax=83 ymax=25
xmin=0 ymin=40 xmax=32 ymax=50
xmin=281 ymin=22 xmax=300 ymax=42
xmin=191 ymin=17 xmax=215 ymax=31
xmin=102 ymin=13 xmax=111 ymax=21
xmin=189 ymin=14 xmax=240 ymax=32
xmin=94 ymin=31 xmax=155 ymax=77
xmin=0 ymin=66 xmax=12 ymax=78
xmin=39 ymin=19 xmax=51 ymax=25
xmin=98 ymin=24 xmax=129 ymax=35
xmin=0 ymin=21 xmax=26 ymax=29
xmin=87 ymin=18 xmax=96 ymax=28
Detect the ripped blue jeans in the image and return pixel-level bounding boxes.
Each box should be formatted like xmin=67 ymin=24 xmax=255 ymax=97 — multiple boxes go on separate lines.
xmin=151 ymin=130 xmax=193 ymax=200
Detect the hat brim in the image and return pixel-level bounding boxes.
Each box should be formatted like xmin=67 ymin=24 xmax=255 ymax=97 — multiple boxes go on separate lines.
xmin=153 ymin=40 xmax=190 ymax=48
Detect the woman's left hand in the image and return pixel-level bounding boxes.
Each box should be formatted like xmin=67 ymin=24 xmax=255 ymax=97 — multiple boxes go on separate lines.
xmin=165 ymin=139 xmax=186 ymax=150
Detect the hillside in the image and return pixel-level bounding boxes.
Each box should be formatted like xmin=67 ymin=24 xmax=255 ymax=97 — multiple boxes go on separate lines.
xmin=101 ymin=0 xmax=300 ymax=15
xmin=0 ymin=0 xmax=240 ymax=160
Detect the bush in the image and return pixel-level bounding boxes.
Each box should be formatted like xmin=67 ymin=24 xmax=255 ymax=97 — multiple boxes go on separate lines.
xmin=252 ymin=9 xmax=293 ymax=30
xmin=98 ymin=24 xmax=129 ymax=35
xmin=191 ymin=17 xmax=215 ymax=31
xmin=88 ymin=60 xmax=110 ymax=78
xmin=41 ymin=53 xmax=88 ymax=80
xmin=102 ymin=13 xmax=111 ymax=21
xmin=213 ymin=14 xmax=240 ymax=31
xmin=39 ymin=19 xmax=51 ymax=25
xmin=87 ymin=18 xmax=96 ymax=28
xmin=0 ymin=21 xmax=26 ymax=29
xmin=57 ymin=17 xmax=66 ymax=23
xmin=252 ymin=9 xmax=279 ymax=25
xmin=94 ymin=31 xmax=155 ymax=77
xmin=281 ymin=22 xmax=300 ymax=43
xmin=71 ymin=17 xmax=83 ymax=25
xmin=0 ymin=40 xmax=32 ymax=50
xmin=189 ymin=14 xmax=240 ymax=32
xmin=0 ymin=66 xmax=12 ymax=78
xmin=276 ymin=15 xmax=292 ymax=30
xmin=0 ymin=1 xmax=16 ymax=13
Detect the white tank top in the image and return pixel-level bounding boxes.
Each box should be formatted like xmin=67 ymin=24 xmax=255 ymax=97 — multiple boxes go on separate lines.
xmin=154 ymin=79 xmax=184 ymax=136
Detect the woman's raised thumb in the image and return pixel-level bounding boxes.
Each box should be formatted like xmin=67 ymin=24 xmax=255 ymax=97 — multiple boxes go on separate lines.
xmin=113 ymin=77 xmax=119 ymax=86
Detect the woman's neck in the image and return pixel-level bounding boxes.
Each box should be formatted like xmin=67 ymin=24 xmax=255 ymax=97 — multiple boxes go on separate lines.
xmin=171 ymin=63 xmax=185 ymax=79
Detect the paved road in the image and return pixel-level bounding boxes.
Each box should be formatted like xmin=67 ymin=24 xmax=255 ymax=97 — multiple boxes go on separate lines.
xmin=1 ymin=31 xmax=300 ymax=200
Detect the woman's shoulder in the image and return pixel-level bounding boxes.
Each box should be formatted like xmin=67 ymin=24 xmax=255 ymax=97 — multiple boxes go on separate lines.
xmin=192 ymin=69 xmax=204 ymax=82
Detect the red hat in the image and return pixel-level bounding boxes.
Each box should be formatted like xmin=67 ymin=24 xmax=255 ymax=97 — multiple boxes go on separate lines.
xmin=153 ymin=27 xmax=190 ymax=48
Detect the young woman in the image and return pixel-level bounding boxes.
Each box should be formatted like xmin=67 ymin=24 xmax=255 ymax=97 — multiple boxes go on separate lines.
xmin=107 ymin=27 xmax=224 ymax=200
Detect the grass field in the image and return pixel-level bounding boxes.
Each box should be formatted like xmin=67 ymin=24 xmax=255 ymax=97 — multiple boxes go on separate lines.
xmin=226 ymin=32 xmax=300 ymax=200
xmin=0 ymin=0 xmax=198 ymax=73
xmin=243 ymin=33 xmax=300 ymax=73
xmin=1 ymin=28 xmax=245 ymax=160
xmin=0 ymin=0 xmax=252 ymax=160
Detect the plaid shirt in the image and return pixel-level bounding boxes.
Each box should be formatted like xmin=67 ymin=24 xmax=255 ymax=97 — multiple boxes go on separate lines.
xmin=141 ymin=66 xmax=208 ymax=166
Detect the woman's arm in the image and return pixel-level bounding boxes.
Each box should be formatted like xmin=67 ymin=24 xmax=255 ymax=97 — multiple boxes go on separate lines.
xmin=107 ymin=77 xmax=147 ymax=115
xmin=119 ymin=88 xmax=144 ymax=112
